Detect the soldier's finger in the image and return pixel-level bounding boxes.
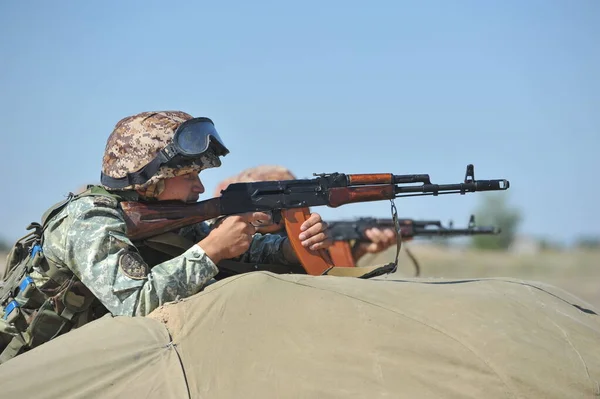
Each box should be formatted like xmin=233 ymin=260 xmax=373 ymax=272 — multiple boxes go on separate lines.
xmin=310 ymin=237 xmax=332 ymax=251
xmin=299 ymin=221 xmax=327 ymax=240
xmin=241 ymin=212 xmax=272 ymax=225
xmin=242 ymin=222 xmax=257 ymax=235
xmin=365 ymin=228 xmax=385 ymax=243
xmin=384 ymin=228 xmax=397 ymax=239
xmin=301 ymin=232 xmax=328 ymax=248
xmin=300 ymin=213 xmax=322 ymax=232
xmin=363 ymin=228 xmax=376 ymax=241
xmin=383 ymin=229 xmax=397 ymax=245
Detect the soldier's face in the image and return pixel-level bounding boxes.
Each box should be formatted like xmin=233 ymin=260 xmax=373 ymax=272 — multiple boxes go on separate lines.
xmin=157 ymin=173 xmax=205 ymax=203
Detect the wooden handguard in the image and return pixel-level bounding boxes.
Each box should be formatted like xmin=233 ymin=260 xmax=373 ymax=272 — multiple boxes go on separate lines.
xmin=282 ymin=207 xmax=335 ymax=275
xmin=328 ymin=186 xmax=396 ymax=208
xmin=347 ymin=174 xmax=394 ymax=185
xmin=328 ymin=241 xmax=356 ymax=267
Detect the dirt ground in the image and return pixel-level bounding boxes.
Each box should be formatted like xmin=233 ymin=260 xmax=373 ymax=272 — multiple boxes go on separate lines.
xmin=358 ymin=244 xmax=600 ymax=310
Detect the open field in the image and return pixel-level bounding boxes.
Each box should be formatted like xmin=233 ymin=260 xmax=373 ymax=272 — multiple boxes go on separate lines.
xmin=359 ymin=245 xmax=600 ymax=310
xmin=2 ymin=247 xmax=598 ymax=310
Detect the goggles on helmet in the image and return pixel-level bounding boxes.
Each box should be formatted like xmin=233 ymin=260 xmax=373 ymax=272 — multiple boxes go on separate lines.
xmin=101 ymin=117 xmax=229 ymax=189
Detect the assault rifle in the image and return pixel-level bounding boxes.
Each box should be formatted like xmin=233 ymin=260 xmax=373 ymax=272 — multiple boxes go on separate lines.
xmin=328 ymin=215 xmax=500 ymax=242
xmin=327 ymin=215 xmax=500 ymax=275
xmin=121 ymin=164 xmax=509 ymax=276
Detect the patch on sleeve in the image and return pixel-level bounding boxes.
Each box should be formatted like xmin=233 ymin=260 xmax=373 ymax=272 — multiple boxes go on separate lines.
xmin=93 ymin=196 xmax=118 ymax=208
xmin=118 ymin=251 xmax=149 ymax=280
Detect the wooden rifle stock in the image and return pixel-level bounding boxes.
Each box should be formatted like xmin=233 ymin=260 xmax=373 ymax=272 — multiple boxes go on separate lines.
xmin=121 ymin=198 xmax=222 ymax=241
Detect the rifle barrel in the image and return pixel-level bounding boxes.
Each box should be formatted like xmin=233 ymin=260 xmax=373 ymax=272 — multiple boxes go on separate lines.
xmin=412 ymin=227 xmax=500 ymax=236
xmin=395 ymin=179 xmax=509 ymax=195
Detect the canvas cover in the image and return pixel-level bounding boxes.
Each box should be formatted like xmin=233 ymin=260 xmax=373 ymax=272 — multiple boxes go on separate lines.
xmin=0 ymin=272 xmax=598 ymax=398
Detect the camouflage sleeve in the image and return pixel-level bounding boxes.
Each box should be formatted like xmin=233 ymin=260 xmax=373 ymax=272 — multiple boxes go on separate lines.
xmin=178 ymin=218 xmax=296 ymax=265
xmin=233 ymin=233 xmax=294 ymax=265
xmin=178 ymin=221 xmax=212 ymax=243
xmin=42 ymin=196 xmax=218 ymax=317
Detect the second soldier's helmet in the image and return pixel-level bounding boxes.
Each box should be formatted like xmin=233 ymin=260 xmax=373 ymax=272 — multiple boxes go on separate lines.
xmin=213 ymin=165 xmax=297 ymax=197
xmin=213 ymin=165 xmax=297 ymax=233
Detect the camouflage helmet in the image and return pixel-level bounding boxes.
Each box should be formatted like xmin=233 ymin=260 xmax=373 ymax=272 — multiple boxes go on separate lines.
xmin=213 ymin=165 xmax=296 ymax=197
xmin=101 ymin=111 xmax=224 ymax=196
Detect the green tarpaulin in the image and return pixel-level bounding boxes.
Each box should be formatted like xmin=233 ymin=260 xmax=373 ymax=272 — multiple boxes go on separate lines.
xmin=0 ymin=272 xmax=598 ymax=398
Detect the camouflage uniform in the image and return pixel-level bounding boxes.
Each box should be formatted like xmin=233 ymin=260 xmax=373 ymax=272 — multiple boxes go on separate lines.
xmin=40 ymin=195 xmax=290 ymax=317
xmin=40 ymin=112 xmax=293 ymax=317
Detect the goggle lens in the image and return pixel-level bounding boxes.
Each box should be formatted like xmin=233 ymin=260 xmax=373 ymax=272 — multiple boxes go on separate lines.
xmin=175 ymin=118 xmax=228 ymax=156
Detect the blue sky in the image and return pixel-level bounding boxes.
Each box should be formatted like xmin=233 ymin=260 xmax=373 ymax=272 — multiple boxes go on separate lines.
xmin=0 ymin=0 xmax=598 ymax=245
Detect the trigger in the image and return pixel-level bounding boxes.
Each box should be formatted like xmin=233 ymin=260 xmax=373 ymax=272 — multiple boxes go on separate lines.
xmin=252 ymin=211 xmax=275 ymax=227
xmin=272 ymin=211 xmax=282 ymax=225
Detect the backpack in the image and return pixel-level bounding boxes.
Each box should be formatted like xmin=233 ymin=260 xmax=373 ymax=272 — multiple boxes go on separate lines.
xmin=0 ymin=187 xmax=115 ymax=363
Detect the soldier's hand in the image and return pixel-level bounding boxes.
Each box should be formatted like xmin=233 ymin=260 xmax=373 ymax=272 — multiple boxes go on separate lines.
xmin=299 ymin=212 xmax=332 ymax=251
xmin=354 ymin=227 xmax=397 ymax=260
xmin=199 ymin=212 xmax=270 ymax=263
xmin=281 ymin=212 xmax=332 ymax=264
xmin=363 ymin=227 xmax=397 ymax=253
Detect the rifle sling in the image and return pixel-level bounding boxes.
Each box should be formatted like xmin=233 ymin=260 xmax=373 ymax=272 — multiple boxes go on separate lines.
xmin=403 ymin=245 xmax=421 ymax=277
xmin=322 ymin=264 xmax=396 ymax=279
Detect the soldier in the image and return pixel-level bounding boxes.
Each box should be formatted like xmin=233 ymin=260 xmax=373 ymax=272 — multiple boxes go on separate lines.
xmin=213 ymin=165 xmax=397 ymax=261
xmin=0 ymin=111 xmax=332 ymax=362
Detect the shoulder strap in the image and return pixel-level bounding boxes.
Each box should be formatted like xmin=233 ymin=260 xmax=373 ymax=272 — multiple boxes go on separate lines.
xmin=40 ymin=194 xmax=74 ymax=228
xmin=76 ymin=185 xmax=125 ymax=201
xmin=39 ymin=186 xmax=125 ymax=284
xmin=83 ymin=185 xmax=125 ymax=199
xmin=39 ymin=185 xmax=123 ymax=228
